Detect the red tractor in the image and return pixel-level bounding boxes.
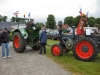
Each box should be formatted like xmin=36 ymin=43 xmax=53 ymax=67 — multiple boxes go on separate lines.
xmin=51 ymin=12 xmax=100 ymax=61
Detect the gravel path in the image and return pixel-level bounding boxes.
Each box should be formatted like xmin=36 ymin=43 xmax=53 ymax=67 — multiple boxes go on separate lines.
xmin=0 ymin=42 xmax=72 ymax=75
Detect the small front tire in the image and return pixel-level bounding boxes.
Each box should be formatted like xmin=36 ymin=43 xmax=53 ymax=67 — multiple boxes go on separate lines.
xmin=51 ymin=44 xmax=63 ymax=56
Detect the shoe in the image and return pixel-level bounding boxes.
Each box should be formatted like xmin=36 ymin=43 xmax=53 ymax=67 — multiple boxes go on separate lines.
xmin=38 ymin=53 xmax=42 ymax=54
xmin=3 ymin=57 xmax=6 ymax=59
xmin=7 ymin=56 xmax=11 ymax=58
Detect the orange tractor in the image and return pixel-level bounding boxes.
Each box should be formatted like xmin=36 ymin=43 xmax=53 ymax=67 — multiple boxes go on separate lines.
xmin=51 ymin=11 xmax=100 ymax=61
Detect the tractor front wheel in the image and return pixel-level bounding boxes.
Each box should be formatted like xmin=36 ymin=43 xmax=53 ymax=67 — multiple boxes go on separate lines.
xmin=73 ymin=36 xmax=99 ymax=61
xmin=13 ymin=32 xmax=26 ymax=53
xmin=51 ymin=44 xmax=63 ymax=56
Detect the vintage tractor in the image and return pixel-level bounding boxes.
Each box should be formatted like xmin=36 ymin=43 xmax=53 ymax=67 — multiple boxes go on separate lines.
xmin=51 ymin=13 xmax=100 ymax=61
xmin=73 ymin=14 xmax=100 ymax=61
xmin=10 ymin=18 xmax=40 ymax=53
xmin=51 ymin=21 xmax=74 ymax=56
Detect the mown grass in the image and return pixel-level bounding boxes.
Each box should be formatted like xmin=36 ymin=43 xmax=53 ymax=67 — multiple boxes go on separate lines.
xmin=45 ymin=39 xmax=100 ymax=75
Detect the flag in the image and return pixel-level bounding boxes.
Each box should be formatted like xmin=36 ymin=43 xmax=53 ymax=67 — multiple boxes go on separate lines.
xmin=86 ymin=11 xmax=89 ymax=18
xmin=79 ymin=8 xmax=82 ymax=15
xmin=14 ymin=10 xmax=19 ymax=15
xmin=28 ymin=12 xmax=30 ymax=17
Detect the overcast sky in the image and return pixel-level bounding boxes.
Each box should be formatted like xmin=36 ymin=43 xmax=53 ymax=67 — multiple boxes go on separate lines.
xmin=0 ymin=0 xmax=100 ymax=24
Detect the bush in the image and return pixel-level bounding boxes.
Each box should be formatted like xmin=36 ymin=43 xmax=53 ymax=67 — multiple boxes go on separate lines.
xmin=94 ymin=24 xmax=100 ymax=29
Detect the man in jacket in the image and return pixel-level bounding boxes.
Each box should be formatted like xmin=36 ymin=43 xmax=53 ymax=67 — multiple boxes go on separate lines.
xmin=0 ymin=28 xmax=11 ymax=59
xmin=39 ymin=29 xmax=47 ymax=54
xmin=25 ymin=19 xmax=37 ymax=29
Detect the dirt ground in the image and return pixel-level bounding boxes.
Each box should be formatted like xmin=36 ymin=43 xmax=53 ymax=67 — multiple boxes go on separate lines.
xmin=0 ymin=42 xmax=72 ymax=75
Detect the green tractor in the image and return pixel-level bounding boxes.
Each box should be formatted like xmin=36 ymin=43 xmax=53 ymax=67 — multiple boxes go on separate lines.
xmin=10 ymin=18 xmax=40 ymax=53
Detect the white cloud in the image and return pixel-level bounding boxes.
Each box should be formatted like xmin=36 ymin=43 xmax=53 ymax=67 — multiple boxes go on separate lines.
xmin=0 ymin=0 xmax=100 ymax=23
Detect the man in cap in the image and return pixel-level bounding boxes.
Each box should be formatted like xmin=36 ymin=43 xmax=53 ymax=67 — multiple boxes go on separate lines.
xmin=0 ymin=28 xmax=11 ymax=59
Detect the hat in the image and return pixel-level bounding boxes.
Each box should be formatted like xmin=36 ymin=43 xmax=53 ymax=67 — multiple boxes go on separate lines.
xmin=4 ymin=28 xmax=8 ymax=30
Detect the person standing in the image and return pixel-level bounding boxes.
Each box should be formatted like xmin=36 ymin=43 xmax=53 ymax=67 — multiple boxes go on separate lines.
xmin=0 ymin=28 xmax=11 ymax=59
xmin=39 ymin=29 xmax=47 ymax=54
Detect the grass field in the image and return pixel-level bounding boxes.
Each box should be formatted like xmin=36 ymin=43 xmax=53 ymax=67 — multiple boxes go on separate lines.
xmin=45 ymin=39 xmax=100 ymax=75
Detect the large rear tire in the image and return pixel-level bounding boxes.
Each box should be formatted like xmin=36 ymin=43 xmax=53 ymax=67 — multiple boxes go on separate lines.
xmin=13 ymin=32 xmax=26 ymax=53
xmin=73 ymin=36 xmax=99 ymax=61
xmin=51 ymin=44 xmax=63 ymax=56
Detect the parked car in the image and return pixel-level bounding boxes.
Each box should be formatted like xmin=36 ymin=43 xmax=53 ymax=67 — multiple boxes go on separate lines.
xmin=47 ymin=30 xmax=60 ymax=40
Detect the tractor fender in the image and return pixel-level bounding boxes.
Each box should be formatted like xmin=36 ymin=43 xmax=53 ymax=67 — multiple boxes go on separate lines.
xmin=14 ymin=29 xmax=29 ymax=37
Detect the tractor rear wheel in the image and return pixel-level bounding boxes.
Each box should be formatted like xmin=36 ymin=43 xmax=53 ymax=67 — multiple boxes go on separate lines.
xmin=51 ymin=44 xmax=63 ymax=56
xmin=13 ymin=32 xmax=26 ymax=53
xmin=73 ymin=36 xmax=99 ymax=61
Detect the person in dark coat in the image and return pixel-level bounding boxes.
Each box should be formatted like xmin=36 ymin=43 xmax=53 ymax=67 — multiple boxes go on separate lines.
xmin=25 ymin=19 xmax=37 ymax=29
xmin=0 ymin=28 xmax=11 ymax=59
xmin=39 ymin=29 xmax=47 ymax=54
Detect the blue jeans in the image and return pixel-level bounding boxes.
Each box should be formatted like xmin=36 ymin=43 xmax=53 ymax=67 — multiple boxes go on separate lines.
xmin=1 ymin=43 xmax=10 ymax=57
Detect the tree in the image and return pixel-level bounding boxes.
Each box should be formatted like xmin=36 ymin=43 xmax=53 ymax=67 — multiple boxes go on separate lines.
xmin=46 ymin=22 xmax=49 ymax=28
xmin=95 ymin=18 xmax=100 ymax=24
xmin=46 ymin=14 xmax=56 ymax=29
xmin=89 ymin=17 xmax=95 ymax=21
xmin=11 ymin=17 xmax=16 ymax=22
xmin=64 ymin=16 xmax=73 ymax=26
xmin=94 ymin=24 xmax=100 ymax=29
xmin=87 ymin=19 xmax=95 ymax=27
xmin=0 ymin=15 xmax=3 ymax=22
xmin=86 ymin=17 xmax=95 ymax=27
xmin=72 ymin=15 xmax=81 ymax=27
xmin=2 ymin=16 xmax=7 ymax=22
xmin=36 ymin=22 xmax=45 ymax=27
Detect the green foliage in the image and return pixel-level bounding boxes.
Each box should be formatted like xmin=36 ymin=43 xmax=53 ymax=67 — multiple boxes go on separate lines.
xmin=89 ymin=17 xmax=95 ymax=21
xmin=36 ymin=22 xmax=45 ymax=27
xmin=0 ymin=15 xmax=2 ymax=22
xmin=95 ymin=18 xmax=100 ymax=24
xmin=11 ymin=17 xmax=16 ymax=22
xmin=46 ymin=14 xmax=56 ymax=29
xmin=16 ymin=18 xmax=19 ymax=22
xmin=0 ymin=15 xmax=8 ymax=22
xmin=62 ymin=28 xmax=67 ymax=33
xmin=94 ymin=24 xmax=100 ymax=29
xmin=46 ymin=22 xmax=49 ymax=28
xmin=2 ymin=16 xmax=7 ymax=22
xmin=11 ymin=17 xmax=22 ymax=22
xmin=73 ymin=15 xmax=81 ymax=27
xmin=64 ymin=16 xmax=73 ymax=26
xmin=87 ymin=19 xmax=95 ymax=27
xmin=71 ymin=16 xmax=96 ymax=27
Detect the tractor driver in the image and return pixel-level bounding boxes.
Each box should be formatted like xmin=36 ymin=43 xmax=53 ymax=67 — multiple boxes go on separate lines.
xmin=25 ymin=19 xmax=37 ymax=30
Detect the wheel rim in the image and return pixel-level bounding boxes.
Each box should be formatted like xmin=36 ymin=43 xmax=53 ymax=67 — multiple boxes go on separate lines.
xmin=52 ymin=45 xmax=61 ymax=56
xmin=76 ymin=41 xmax=93 ymax=59
xmin=14 ymin=36 xmax=20 ymax=48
